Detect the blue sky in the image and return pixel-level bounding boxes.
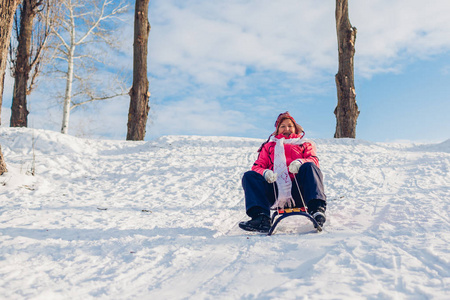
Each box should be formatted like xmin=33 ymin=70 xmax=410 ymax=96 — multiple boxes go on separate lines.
xmin=2 ymin=0 xmax=450 ymax=143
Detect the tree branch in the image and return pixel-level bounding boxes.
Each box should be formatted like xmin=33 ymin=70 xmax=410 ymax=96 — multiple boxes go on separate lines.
xmin=70 ymin=91 xmax=128 ymax=110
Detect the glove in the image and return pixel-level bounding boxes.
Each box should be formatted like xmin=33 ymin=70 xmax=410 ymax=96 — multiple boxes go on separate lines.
xmin=288 ymin=159 xmax=302 ymax=174
xmin=263 ymin=169 xmax=278 ymax=183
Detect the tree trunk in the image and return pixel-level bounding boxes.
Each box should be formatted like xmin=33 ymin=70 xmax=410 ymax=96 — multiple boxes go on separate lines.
xmin=1 ymin=0 xmax=20 ymax=127
xmin=0 ymin=0 xmax=20 ymax=173
xmin=60 ymin=44 xmax=75 ymax=134
xmin=127 ymin=0 xmax=150 ymax=141
xmin=334 ymin=0 xmax=359 ymax=138
xmin=11 ymin=0 xmax=38 ymax=127
xmin=60 ymin=6 xmax=76 ymax=135
xmin=0 ymin=145 xmax=7 ymax=175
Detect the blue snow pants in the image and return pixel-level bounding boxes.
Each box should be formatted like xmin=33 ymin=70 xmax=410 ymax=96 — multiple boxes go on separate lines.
xmin=242 ymin=162 xmax=327 ymax=218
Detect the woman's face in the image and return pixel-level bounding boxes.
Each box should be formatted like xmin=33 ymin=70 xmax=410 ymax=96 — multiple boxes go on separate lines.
xmin=277 ymin=119 xmax=295 ymax=137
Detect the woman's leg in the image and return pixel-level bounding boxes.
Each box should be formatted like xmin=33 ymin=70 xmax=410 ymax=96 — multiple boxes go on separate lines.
xmin=242 ymin=170 xmax=276 ymax=217
xmin=291 ymin=162 xmax=327 ymax=211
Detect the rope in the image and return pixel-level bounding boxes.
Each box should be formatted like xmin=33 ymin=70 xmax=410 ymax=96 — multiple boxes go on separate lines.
xmin=294 ymin=175 xmax=308 ymax=214
xmin=272 ymin=173 xmax=308 ymax=214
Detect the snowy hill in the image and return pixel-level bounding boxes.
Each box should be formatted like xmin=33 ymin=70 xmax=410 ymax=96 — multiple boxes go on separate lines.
xmin=0 ymin=128 xmax=449 ymax=299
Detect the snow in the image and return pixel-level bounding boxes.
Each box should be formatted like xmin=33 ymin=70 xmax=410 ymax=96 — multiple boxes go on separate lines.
xmin=0 ymin=127 xmax=449 ymax=299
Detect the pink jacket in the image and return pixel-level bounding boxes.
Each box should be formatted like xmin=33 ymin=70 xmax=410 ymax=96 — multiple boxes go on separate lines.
xmin=252 ymin=133 xmax=320 ymax=180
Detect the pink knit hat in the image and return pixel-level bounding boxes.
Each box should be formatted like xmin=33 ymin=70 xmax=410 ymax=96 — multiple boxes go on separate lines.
xmin=273 ymin=111 xmax=304 ymax=136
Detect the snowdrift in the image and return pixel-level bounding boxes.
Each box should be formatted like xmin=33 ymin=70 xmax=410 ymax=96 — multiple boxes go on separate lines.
xmin=0 ymin=128 xmax=449 ymax=299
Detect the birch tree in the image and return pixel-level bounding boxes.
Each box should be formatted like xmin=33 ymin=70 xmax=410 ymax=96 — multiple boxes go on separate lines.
xmin=126 ymin=0 xmax=150 ymax=141
xmin=0 ymin=0 xmax=21 ymax=173
xmin=52 ymin=0 xmax=128 ymax=134
xmin=334 ymin=0 xmax=359 ymax=138
xmin=10 ymin=0 xmax=56 ymax=127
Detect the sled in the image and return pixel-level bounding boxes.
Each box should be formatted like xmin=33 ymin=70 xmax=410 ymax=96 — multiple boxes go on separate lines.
xmin=268 ymin=207 xmax=323 ymax=236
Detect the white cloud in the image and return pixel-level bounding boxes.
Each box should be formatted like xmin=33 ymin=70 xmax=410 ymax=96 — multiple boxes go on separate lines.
xmin=148 ymin=0 xmax=336 ymax=86
xmin=147 ymin=97 xmax=256 ymax=137
xmin=146 ymin=0 xmax=450 ymax=83
xmin=351 ymin=0 xmax=450 ymax=76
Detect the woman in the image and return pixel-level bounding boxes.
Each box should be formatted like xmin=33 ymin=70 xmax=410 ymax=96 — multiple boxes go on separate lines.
xmin=239 ymin=111 xmax=327 ymax=233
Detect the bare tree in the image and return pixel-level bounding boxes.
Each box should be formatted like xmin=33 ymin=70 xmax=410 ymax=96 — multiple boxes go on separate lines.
xmin=10 ymin=0 xmax=55 ymax=127
xmin=334 ymin=0 xmax=359 ymax=138
xmin=52 ymin=0 xmax=128 ymax=134
xmin=0 ymin=0 xmax=21 ymax=173
xmin=126 ymin=0 xmax=150 ymax=141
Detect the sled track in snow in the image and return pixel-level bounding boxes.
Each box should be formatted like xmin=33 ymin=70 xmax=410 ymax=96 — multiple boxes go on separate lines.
xmin=0 ymin=129 xmax=449 ymax=299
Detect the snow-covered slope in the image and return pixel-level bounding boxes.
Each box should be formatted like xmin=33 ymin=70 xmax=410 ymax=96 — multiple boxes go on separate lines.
xmin=1 ymin=128 xmax=449 ymax=299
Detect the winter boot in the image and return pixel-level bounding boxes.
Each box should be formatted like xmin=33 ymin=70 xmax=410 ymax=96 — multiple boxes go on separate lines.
xmin=311 ymin=207 xmax=326 ymax=227
xmin=239 ymin=213 xmax=271 ymax=233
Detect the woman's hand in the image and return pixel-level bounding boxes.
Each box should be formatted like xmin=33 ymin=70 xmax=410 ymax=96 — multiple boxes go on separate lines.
xmin=263 ymin=170 xmax=278 ymax=183
xmin=288 ymin=160 xmax=302 ymax=174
